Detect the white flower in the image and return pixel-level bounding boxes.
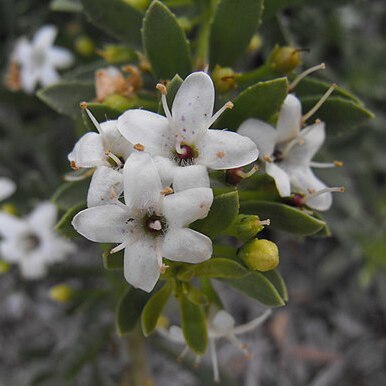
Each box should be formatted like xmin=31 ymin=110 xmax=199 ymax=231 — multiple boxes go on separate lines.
xmin=72 ymin=152 xmax=214 ymax=292
xmin=0 ymin=202 xmax=76 ymax=279
xmin=117 ymin=71 xmax=259 ymax=192
xmin=11 ymin=25 xmax=74 ymax=93
xmin=68 ymin=108 xmax=132 ymax=207
xmin=159 ymin=309 xmax=271 ymax=382
xmin=238 ymin=94 xmax=342 ymax=211
xmin=0 ymin=177 xmax=16 ymax=201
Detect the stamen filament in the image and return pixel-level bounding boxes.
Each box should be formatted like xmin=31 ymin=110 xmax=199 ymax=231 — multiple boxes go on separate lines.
xmin=259 ymin=219 xmax=271 ymax=226
xmin=207 ymin=101 xmax=233 ymax=128
xmin=156 ymin=83 xmax=174 ymax=125
xmin=106 ymin=151 xmax=123 ymax=167
xmin=302 ymin=83 xmax=337 ymax=123
xmin=209 ymin=340 xmax=220 ymax=383
xmin=310 ymin=161 xmax=344 ymax=168
xmin=177 ymin=346 xmax=189 ymax=362
xmin=289 ymin=63 xmax=326 ymax=91
xmin=236 ymin=165 xmax=258 ymax=179
xmin=227 ymin=334 xmax=251 ymax=358
xmin=281 ymin=136 xmax=304 ymax=159
xmin=64 ymin=168 xmax=95 ymax=182
xmin=233 ymin=309 xmax=272 ymax=335
xmin=304 ymin=186 xmax=344 ymax=202
xmin=80 ymin=102 xmax=104 ymax=135
xmin=110 ymin=243 xmax=126 ymax=254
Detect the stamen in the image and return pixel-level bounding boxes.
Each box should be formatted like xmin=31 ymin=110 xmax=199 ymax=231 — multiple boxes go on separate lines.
xmin=302 ymin=83 xmax=337 ymax=123
xmin=309 ymin=160 xmax=344 ymax=168
xmin=209 ymin=340 xmax=220 ymax=383
xmin=133 ymin=143 xmax=145 ymax=151
xmin=193 ymin=355 xmax=201 ymax=369
xmin=159 ymin=263 xmax=169 ymax=274
xmin=304 ymin=186 xmax=345 ymax=202
xmin=177 ymin=346 xmax=189 ymax=362
xmin=105 ymin=151 xmax=123 ymax=167
xmin=70 ymin=161 xmax=78 ymax=170
xmin=149 ymin=220 xmax=162 ymax=231
xmin=160 ymin=187 xmax=174 ymax=195
xmin=259 ymin=219 xmax=271 ymax=226
xmin=80 ymin=102 xmax=104 ymax=135
xmin=233 ymin=309 xmax=272 ymax=335
xmin=263 ymin=154 xmax=273 ymax=163
xmin=207 ymin=101 xmax=234 ymax=128
xmin=236 ymin=165 xmax=259 ymax=179
xmin=289 ymin=63 xmax=326 ymax=91
xmin=227 ymin=334 xmax=251 ymax=358
xmin=280 ymin=136 xmax=304 ymax=159
xmin=175 ymin=135 xmax=184 ymax=155
xmin=110 ymin=243 xmax=126 ymax=254
xmin=64 ymin=168 xmax=95 ymax=182
xmin=156 ymin=83 xmax=174 ymax=124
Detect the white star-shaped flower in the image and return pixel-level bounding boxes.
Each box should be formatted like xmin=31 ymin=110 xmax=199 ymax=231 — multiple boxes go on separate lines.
xmin=0 ymin=202 xmax=76 ymax=279
xmin=159 ymin=309 xmax=271 ymax=382
xmin=11 ymin=25 xmax=74 ymax=93
xmin=72 ymin=152 xmax=214 ymax=292
xmin=68 ymin=108 xmax=132 ymax=207
xmin=117 ymin=71 xmax=259 ymax=192
xmin=238 ymin=94 xmax=342 ymax=211
xmin=0 ymin=178 xmax=16 ymax=201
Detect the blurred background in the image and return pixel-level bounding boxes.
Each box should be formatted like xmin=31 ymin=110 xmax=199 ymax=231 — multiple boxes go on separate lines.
xmin=0 ymin=0 xmax=385 ymax=385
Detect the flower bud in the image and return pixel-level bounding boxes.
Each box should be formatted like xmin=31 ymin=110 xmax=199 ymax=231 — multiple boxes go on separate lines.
xmin=268 ymin=45 xmax=302 ymax=74
xmin=0 ymin=260 xmax=10 ymax=274
xmin=246 ymin=34 xmax=263 ymax=53
xmin=211 ymin=65 xmax=238 ymax=93
xmin=227 ymin=215 xmax=265 ymax=241
xmin=123 ymin=0 xmax=149 ymax=11
xmin=1 ymin=203 xmax=17 ymax=215
xmin=74 ymin=36 xmax=95 ymax=57
xmin=240 ymin=239 xmax=279 ymax=272
xmin=97 ymin=45 xmax=135 ymax=64
xmin=49 ymin=284 xmax=73 ymax=303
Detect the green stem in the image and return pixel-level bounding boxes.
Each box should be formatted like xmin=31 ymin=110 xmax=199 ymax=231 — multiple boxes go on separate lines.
xmin=237 ymin=64 xmax=276 ymax=88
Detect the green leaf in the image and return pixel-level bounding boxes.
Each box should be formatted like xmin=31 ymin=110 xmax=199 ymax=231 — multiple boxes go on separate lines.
xmin=142 ymin=1 xmax=192 ymax=80
xmin=263 ymin=0 xmax=305 ymax=18
xmin=199 ymin=278 xmax=224 ymax=309
xmin=50 ymin=0 xmax=82 ymax=12
xmin=260 ymin=269 xmax=288 ymax=302
xmin=241 ymin=200 xmax=326 ymax=236
xmin=116 ymin=287 xmax=151 ymax=336
xmin=191 ymin=191 xmax=239 ymax=238
xmin=82 ymin=103 xmax=122 ymax=131
xmin=141 ymin=282 xmax=172 ymax=336
xmin=223 ymin=272 xmax=285 ymax=307
xmin=37 ymin=82 xmax=95 ymax=118
xmin=300 ymin=96 xmax=374 ymax=133
xmin=52 ymin=179 xmax=90 ymax=210
xmin=217 ymin=78 xmax=288 ymax=131
xmin=158 ymin=74 xmax=183 ymax=115
xmin=180 ymin=295 xmax=208 ymax=354
xmin=209 ymin=0 xmax=263 ymax=68
xmin=177 ymin=258 xmax=247 ymax=281
xmin=184 ymin=284 xmax=209 ymax=306
xmin=80 ymin=0 xmax=143 ymax=49
xmin=55 ymin=203 xmax=86 ymax=239
xmin=102 ymin=250 xmax=124 ymax=270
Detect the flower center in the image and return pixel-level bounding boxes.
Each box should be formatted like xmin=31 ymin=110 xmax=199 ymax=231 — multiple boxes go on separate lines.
xmin=21 ymin=233 xmax=41 ymax=252
xmin=174 ymin=143 xmax=198 ymax=166
xmin=31 ymin=49 xmax=46 ymax=67
xmin=144 ymin=214 xmax=167 ymax=236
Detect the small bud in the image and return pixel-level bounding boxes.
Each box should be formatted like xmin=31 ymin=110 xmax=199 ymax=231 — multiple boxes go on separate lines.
xmin=227 ymin=214 xmax=267 ymax=241
xmin=268 ymin=45 xmax=302 ymax=75
xmin=1 ymin=203 xmax=18 ymax=216
xmin=240 ymin=239 xmax=279 ymax=272
xmin=246 ymin=34 xmax=263 ymax=53
xmin=177 ymin=17 xmax=192 ymax=31
xmin=49 ymin=284 xmax=73 ymax=303
xmin=97 ymin=45 xmax=135 ymax=64
xmin=211 ymin=65 xmax=239 ymax=93
xmin=74 ymin=36 xmax=95 ymax=57
xmin=123 ymin=0 xmax=150 ymax=11
xmin=0 ymin=260 xmax=11 ymax=274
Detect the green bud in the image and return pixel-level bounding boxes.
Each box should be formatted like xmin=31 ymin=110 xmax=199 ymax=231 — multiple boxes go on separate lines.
xmin=246 ymin=34 xmax=263 ymax=53
xmin=0 ymin=260 xmax=11 ymax=274
xmin=103 ymin=94 xmax=138 ymax=112
xmin=123 ymin=0 xmax=150 ymax=11
xmin=1 ymin=203 xmax=17 ymax=215
xmin=74 ymin=36 xmax=95 ymax=57
xmin=211 ymin=65 xmax=238 ymax=93
xmin=98 ymin=45 xmax=135 ymax=64
xmin=177 ymin=17 xmax=192 ymax=31
xmin=268 ymin=45 xmax=302 ymax=74
xmin=226 ymin=214 xmax=268 ymax=241
xmin=49 ymin=284 xmax=73 ymax=303
xmin=240 ymin=239 xmax=279 ymax=272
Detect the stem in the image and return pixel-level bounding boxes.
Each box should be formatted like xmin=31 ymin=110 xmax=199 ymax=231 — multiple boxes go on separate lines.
xmin=237 ymin=64 xmax=274 ymax=88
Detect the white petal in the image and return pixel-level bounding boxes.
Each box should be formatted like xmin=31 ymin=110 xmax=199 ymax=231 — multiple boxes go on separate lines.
xmin=123 ymin=153 xmax=162 ymax=210
xmin=168 ymin=326 xmax=185 ymax=343
xmin=0 ymin=213 xmax=27 ymax=239
xmin=0 ymin=177 xmax=16 ymax=201
xmin=210 ymin=310 xmax=235 ymax=336
xmin=172 ymin=72 xmax=215 ymax=142
xmin=163 ymin=188 xmax=213 ymax=228
xmin=19 ymin=257 xmax=47 ymax=279
xmin=12 ymin=37 xmax=31 ymax=62
xmin=101 ymin=120 xmax=132 ymax=160
xmin=173 ymin=165 xmax=210 ymax=192
xmin=20 ymin=66 xmax=39 ymax=94
xmin=124 ymin=239 xmax=160 ymax=292
xmin=33 ymin=25 xmax=58 ymax=49
xmin=72 ymin=205 xmax=130 ymax=243
xmin=197 ymin=129 xmax=259 ymax=169
xmin=46 ymin=46 xmax=74 ymax=69
xmin=154 ymin=156 xmax=177 ymax=188
xmin=68 ymin=132 xmax=106 ymax=169
xmin=0 ymin=239 xmax=25 ymax=263
xmin=237 ymin=118 xmax=277 ymax=158
xmin=265 ymin=162 xmax=291 ymax=197
xmin=117 ymin=110 xmax=171 ymax=157
xmin=276 ymin=94 xmax=302 ymax=143
xmin=39 ymin=65 xmax=60 ymax=87
xmin=161 ymin=228 xmax=212 ymax=263
xmin=87 ymin=166 xmax=123 ymax=207
xmin=40 ymin=235 xmax=76 ymax=262
xmin=28 ymin=202 xmax=57 ymax=230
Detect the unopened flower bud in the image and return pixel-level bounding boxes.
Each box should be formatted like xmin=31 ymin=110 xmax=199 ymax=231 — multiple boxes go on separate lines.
xmin=1 ymin=203 xmax=17 ymax=215
xmin=97 ymin=45 xmax=135 ymax=64
xmin=0 ymin=260 xmax=11 ymax=274
xmin=123 ymin=0 xmax=149 ymax=11
xmin=240 ymin=239 xmax=279 ymax=272
xmin=49 ymin=284 xmax=73 ymax=303
xmin=268 ymin=45 xmax=302 ymax=74
xmin=74 ymin=36 xmax=95 ymax=57
xmin=227 ymin=215 xmax=266 ymax=241
xmin=246 ymin=34 xmax=263 ymax=53
xmin=212 ymin=65 xmax=238 ymax=93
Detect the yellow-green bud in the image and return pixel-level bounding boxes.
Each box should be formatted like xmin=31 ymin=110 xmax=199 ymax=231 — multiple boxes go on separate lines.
xmin=98 ymin=45 xmax=135 ymax=64
xmin=246 ymin=34 xmax=263 ymax=53
xmin=268 ymin=45 xmax=302 ymax=74
xmin=123 ymin=0 xmax=150 ymax=11
xmin=74 ymin=36 xmax=95 ymax=57
xmin=1 ymin=203 xmax=17 ymax=215
xmin=211 ymin=65 xmax=239 ymax=93
xmin=104 ymin=94 xmax=138 ymax=112
xmin=0 ymin=260 xmax=11 ymax=274
xmin=227 ymin=214 xmax=266 ymax=241
xmin=240 ymin=239 xmax=279 ymax=272
xmin=177 ymin=17 xmax=192 ymax=31
xmin=49 ymin=284 xmax=73 ymax=303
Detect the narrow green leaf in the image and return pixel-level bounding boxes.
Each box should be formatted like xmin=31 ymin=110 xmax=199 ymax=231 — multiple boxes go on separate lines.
xmin=116 ymin=287 xmax=151 ymax=336
xmin=52 ymin=179 xmax=90 ymax=210
xmin=260 ymin=269 xmax=288 ymax=302
xmin=241 ymin=200 xmax=326 ymax=236
xmin=55 ymin=203 xmax=86 ymax=239
xmin=142 ymin=1 xmax=192 ymax=80
xmin=158 ymin=74 xmax=183 ymax=114
xmin=217 ymin=78 xmax=288 ymax=131
xmin=209 ymin=0 xmax=263 ymax=67
xmin=223 ymin=272 xmax=285 ymax=307
xmin=177 ymin=258 xmax=247 ymax=281
xmin=199 ymin=278 xmax=224 ymax=309
xmin=80 ymin=0 xmax=143 ymax=49
xmin=102 ymin=250 xmax=124 ymax=270
xmin=180 ymin=295 xmax=208 ymax=354
xmin=141 ymin=282 xmax=172 ymax=336
xmin=37 ymin=82 xmax=95 ymax=118
xmin=191 ymin=191 xmax=239 ymax=238
xmin=184 ymin=284 xmax=209 ymax=306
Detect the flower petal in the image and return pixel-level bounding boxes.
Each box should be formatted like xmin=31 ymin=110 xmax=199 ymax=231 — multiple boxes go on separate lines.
xmin=46 ymin=46 xmax=74 ymax=69
xmin=161 ymin=228 xmax=212 ymax=263
xmin=12 ymin=37 xmax=31 ymax=62
xmin=28 ymin=202 xmax=57 ymax=230
xmin=154 ymin=156 xmax=177 ymax=188
xmin=210 ymin=310 xmax=235 ymax=336
xmin=20 ymin=66 xmax=39 ymax=94
xmin=173 ymin=165 xmax=210 ymax=192
xmin=72 ymin=205 xmax=130 ymax=243
xmin=237 ymin=118 xmax=277 ymax=158
xmin=265 ymin=162 xmax=291 ymax=197
xmin=0 ymin=177 xmax=16 ymax=201
xmin=117 ymin=110 xmax=171 ymax=157
xmin=101 ymin=120 xmax=132 ymax=160
xmin=123 ymin=153 xmax=162 ymax=210
xmin=124 ymin=239 xmax=160 ymax=292
xmin=39 ymin=65 xmax=60 ymax=87
xmin=33 ymin=25 xmax=58 ymax=49
xmin=171 ymin=72 xmax=215 ymax=142
xmin=0 ymin=213 xmax=27 ymax=239
xmin=87 ymin=166 xmax=123 ymax=207
xmin=19 ymin=257 xmax=48 ymax=279
xmin=197 ymin=129 xmax=259 ymax=169
xmin=163 ymin=187 xmax=213 ymax=228
xmin=68 ymin=132 xmax=106 ymax=169
xmin=276 ymin=94 xmax=302 ymax=143
xmin=0 ymin=239 xmax=25 ymax=263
